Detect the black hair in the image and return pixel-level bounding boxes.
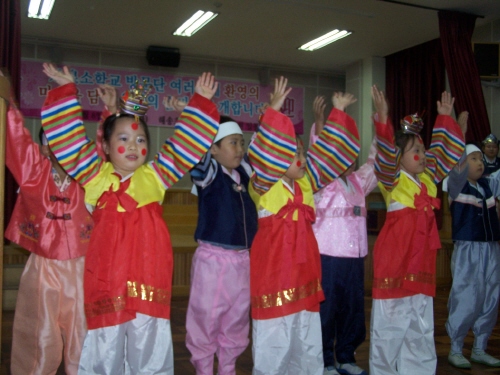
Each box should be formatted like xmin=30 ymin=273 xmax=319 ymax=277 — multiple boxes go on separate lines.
xmin=38 ymin=127 xmax=45 ymax=145
xmin=395 ymin=130 xmax=418 ymax=156
xmin=102 ymin=113 xmax=150 ymax=147
xmin=213 ymin=115 xmax=236 ymax=148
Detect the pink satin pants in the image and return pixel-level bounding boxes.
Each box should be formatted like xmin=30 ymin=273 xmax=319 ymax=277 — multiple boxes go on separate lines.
xmin=11 ymin=253 xmax=86 ymax=375
xmin=186 ymin=242 xmax=250 ymax=375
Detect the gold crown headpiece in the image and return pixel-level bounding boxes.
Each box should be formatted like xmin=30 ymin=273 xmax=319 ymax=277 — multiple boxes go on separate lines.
xmin=119 ymin=80 xmax=152 ymax=117
xmin=400 ymin=113 xmax=424 ymax=135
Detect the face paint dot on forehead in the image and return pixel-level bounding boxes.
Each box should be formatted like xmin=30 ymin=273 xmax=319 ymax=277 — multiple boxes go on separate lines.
xmin=141 ymin=149 xmax=147 ymax=156
xmin=118 ymin=146 xmax=126 ymax=154
xmin=131 ymin=122 xmax=139 ymax=130
xmin=413 ymin=155 xmax=419 ymax=161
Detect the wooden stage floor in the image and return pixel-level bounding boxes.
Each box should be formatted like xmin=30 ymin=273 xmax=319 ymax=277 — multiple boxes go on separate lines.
xmin=1 ymin=285 xmax=499 ymax=374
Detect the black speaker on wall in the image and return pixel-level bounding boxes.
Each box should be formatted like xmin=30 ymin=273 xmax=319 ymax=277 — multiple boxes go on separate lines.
xmin=146 ymin=46 xmax=181 ymax=68
xmin=473 ymin=43 xmax=499 ymax=79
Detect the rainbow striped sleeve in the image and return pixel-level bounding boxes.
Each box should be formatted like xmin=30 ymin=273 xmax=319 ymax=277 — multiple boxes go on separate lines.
xmin=41 ymin=83 xmax=101 ymax=186
xmin=425 ymin=115 xmax=465 ymax=184
xmin=374 ymin=117 xmax=401 ymax=191
xmin=248 ymin=108 xmax=297 ymax=195
xmin=151 ymin=93 xmax=219 ymax=189
xmin=306 ymin=108 xmax=360 ymax=192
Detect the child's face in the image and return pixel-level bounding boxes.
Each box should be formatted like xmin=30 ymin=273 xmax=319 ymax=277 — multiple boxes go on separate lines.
xmin=482 ymin=142 xmax=498 ymax=159
xmin=467 ymin=151 xmax=484 ymax=182
xmin=400 ymin=137 xmax=426 ymax=178
xmin=210 ymin=134 xmax=245 ymax=172
xmin=284 ymin=142 xmax=306 ymax=181
xmin=103 ymin=117 xmax=148 ymax=177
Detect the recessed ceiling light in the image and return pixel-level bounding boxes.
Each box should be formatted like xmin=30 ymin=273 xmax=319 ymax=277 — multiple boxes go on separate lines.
xmin=298 ymin=29 xmax=352 ymax=51
xmin=173 ymin=10 xmax=218 ymax=37
xmin=28 ymin=0 xmax=55 ymax=19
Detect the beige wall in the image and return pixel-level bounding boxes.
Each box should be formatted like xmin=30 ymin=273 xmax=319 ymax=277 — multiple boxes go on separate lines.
xmin=20 ymin=38 xmax=346 ymax=188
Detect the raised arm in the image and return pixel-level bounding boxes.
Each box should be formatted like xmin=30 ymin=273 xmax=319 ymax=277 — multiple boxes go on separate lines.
xmin=248 ymin=77 xmax=296 ymax=195
xmin=306 ymin=92 xmax=360 ymax=192
xmin=425 ymin=92 xmax=465 ymax=184
xmin=371 ymin=85 xmax=401 ymax=191
xmin=41 ymin=64 xmax=101 ymax=185
xmin=150 ymin=72 xmax=219 ymax=188
xmin=6 ymin=103 xmax=46 ymax=185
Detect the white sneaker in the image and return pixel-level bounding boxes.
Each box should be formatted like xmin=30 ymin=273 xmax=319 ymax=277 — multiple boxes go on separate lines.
xmin=324 ymin=366 xmax=341 ymax=375
xmin=471 ymin=349 xmax=500 ymax=367
xmin=335 ymin=362 xmax=368 ymax=375
xmin=448 ymin=352 xmax=471 ymax=369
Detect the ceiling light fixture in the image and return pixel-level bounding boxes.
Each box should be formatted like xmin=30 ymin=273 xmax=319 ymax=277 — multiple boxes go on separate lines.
xmin=27 ymin=0 xmax=55 ymax=19
xmin=173 ymin=10 xmax=218 ymax=37
xmin=298 ymin=29 xmax=352 ymax=51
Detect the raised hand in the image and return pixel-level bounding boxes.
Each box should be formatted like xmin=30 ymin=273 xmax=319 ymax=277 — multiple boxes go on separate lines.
xmin=437 ymin=91 xmax=455 ymax=116
xmin=332 ymin=92 xmax=357 ymax=112
xmin=269 ymin=76 xmax=292 ymax=111
xmin=457 ymin=111 xmax=469 ymax=139
xmin=195 ymin=72 xmax=218 ymax=100
xmin=97 ymin=84 xmax=118 ymax=113
xmin=163 ymin=96 xmax=187 ymax=113
xmin=42 ymin=63 xmax=74 ymax=86
xmin=313 ymin=96 xmax=326 ymax=134
xmin=371 ymin=85 xmax=388 ymax=123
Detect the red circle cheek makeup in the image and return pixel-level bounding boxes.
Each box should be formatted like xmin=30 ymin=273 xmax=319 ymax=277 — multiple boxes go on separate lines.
xmin=413 ymin=155 xmax=419 ymax=161
xmin=118 ymin=146 xmax=126 ymax=154
xmin=141 ymin=149 xmax=147 ymax=156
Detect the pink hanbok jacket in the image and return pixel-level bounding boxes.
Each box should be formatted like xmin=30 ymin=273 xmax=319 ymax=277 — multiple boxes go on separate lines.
xmin=311 ymin=124 xmax=377 ymax=258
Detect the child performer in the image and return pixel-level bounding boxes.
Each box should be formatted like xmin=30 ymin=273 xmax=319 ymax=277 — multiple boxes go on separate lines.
xmin=41 ymin=63 xmax=219 ymax=374
xmin=369 ymin=86 xmax=465 ymax=375
xmin=5 ymin=76 xmax=93 ymax=375
xmin=445 ymin=115 xmax=500 ymax=369
xmin=481 ymin=133 xmax=500 ymax=176
xmin=249 ymin=77 xmax=360 ymax=375
xmin=310 ymin=95 xmax=377 ymax=375
xmin=185 ymin=115 xmax=257 ymax=375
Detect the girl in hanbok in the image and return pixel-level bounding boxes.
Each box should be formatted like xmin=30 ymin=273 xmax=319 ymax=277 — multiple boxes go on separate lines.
xmin=41 ymin=63 xmax=219 ymax=374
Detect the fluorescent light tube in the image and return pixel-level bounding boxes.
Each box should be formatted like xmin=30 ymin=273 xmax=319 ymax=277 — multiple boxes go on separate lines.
xmin=299 ymin=29 xmax=352 ymax=51
xmin=28 ymin=0 xmax=55 ymax=19
xmin=173 ymin=10 xmax=218 ymax=37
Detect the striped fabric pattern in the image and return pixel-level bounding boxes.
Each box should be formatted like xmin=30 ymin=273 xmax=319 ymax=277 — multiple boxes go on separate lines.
xmin=425 ymin=118 xmax=465 ymax=184
xmin=152 ymin=104 xmax=219 ymax=188
xmin=249 ymin=107 xmax=360 ymax=195
xmin=42 ymin=86 xmax=219 ymax=189
xmin=374 ymin=115 xmax=465 ymax=191
xmin=374 ymin=120 xmax=400 ymax=191
xmin=307 ymin=109 xmax=360 ymax=192
xmin=249 ymin=111 xmax=297 ymax=195
xmin=41 ymin=95 xmax=101 ymax=185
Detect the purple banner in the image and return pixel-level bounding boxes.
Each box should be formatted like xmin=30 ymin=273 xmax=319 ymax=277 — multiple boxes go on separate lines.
xmin=20 ymin=60 xmax=304 ymax=133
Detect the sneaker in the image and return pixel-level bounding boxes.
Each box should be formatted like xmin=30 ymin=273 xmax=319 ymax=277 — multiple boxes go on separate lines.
xmin=324 ymin=366 xmax=340 ymax=375
xmin=471 ymin=349 xmax=500 ymax=367
xmin=335 ymin=362 xmax=368 ymax=375
xmin=448 ymin=352 xmax=471 ymax=369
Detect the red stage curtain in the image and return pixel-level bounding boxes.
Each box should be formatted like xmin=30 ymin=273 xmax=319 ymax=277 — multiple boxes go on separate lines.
xmin=0 ymin=0 xmax=21 ymax=234
xmin=385 ymin=38 xmax=446 ymax=147
xmin=438 ymin=10 xmax=490 ymax=143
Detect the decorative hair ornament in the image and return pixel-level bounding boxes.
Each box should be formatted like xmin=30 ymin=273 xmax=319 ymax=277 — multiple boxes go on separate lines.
xmin=120 ymin=80 xmax=152 ymax=119
xmin=400 ymin=113 xmax=424 ymax=135
xmin=482 ymin=133 xmax=499 ymax=146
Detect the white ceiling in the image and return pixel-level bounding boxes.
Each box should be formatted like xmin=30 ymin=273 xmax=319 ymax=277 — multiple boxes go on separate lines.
xmin=20 ymin=0 xmax=500 ymax=74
